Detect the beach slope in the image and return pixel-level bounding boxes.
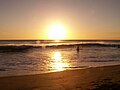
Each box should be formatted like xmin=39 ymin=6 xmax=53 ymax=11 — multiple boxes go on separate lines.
xmin=0 ymin=65 xmax=120 ymax=90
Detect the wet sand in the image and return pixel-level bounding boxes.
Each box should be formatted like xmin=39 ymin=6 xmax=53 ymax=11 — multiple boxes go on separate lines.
xmin=0 ymin=65 xmax=120 ymax=90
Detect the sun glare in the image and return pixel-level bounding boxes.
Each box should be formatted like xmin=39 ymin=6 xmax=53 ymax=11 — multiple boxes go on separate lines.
xmin=50 ymin=52 xmax=69 ymax=71
xmin=48 ymin=24 xmax=66 ymax=40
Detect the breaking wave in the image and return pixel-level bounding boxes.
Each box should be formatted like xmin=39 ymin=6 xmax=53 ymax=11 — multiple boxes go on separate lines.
xmin=0 ymin=42 xmax=120 ymax=52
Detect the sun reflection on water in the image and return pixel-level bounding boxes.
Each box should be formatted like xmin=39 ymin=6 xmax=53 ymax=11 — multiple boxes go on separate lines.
xmin=53 ymin=52 xmax=61 ymax=60
xmin=51 ymin=52 xmax=69 ymax=71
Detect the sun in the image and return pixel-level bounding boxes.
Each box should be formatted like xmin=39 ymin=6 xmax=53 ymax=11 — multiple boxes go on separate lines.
xmin=47 ymin=24 xmax=66 ymax=40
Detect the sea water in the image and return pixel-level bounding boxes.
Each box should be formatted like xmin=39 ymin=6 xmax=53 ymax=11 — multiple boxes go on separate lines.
xmin=0 ymin=40 xmax=120 ymax=77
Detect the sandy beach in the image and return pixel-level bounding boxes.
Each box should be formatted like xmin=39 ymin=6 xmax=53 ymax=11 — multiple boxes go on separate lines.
xmin=0 ymin=65 xmax=120 ymax=90
xmin=0 ymin=0 xmax=120 ymax=89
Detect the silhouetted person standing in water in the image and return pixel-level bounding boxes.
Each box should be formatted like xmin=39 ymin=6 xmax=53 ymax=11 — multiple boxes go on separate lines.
xmin=77 ymin=46 xmax=79 ymax=53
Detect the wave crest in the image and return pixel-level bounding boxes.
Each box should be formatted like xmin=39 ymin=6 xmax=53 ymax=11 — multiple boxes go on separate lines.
xmin=0 ymin=43 xmax=120 ymax=52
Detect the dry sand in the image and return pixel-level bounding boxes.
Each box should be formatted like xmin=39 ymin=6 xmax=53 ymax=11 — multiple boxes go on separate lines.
xmin=0 ymin=65 xmax=120 ymax=90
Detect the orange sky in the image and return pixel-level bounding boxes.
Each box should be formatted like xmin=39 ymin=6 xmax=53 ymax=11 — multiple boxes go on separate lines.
xmin=0 ymin=0 xmax=120 ymax=40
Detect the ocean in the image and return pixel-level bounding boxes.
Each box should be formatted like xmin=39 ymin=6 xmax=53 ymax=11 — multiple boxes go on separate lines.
xmin=0 ymin=40 xmax=120 ymax=77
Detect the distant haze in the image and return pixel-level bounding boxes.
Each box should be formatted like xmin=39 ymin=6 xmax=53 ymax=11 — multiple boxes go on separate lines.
xmin=0 ymin=0 xmax=120 ymax=40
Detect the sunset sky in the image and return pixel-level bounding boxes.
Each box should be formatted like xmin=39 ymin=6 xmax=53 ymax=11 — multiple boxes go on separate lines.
xmin=0 ymin=0 xmax=120 ymax=40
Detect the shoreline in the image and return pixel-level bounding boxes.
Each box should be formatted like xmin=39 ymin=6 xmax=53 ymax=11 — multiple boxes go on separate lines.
xmin=0 ymin=64 xmax=118 ymax=78
xmin=0 ymin=64 xmax=120 ymax=90
xmin=0 ymin=64 xmax=118 ymax=77
xmin=0 ymin=66 xmax=89 ymax=78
